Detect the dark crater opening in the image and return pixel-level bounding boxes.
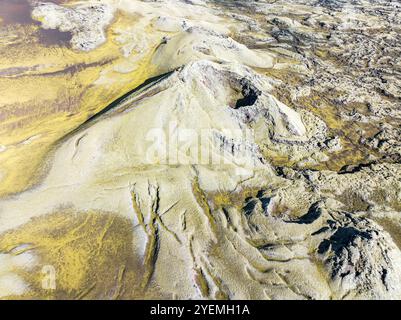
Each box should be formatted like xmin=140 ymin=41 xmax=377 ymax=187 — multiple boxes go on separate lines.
xmin=242 ymin=197 xmax=257 ymax=216
xmin=235 ymin=78 xmax=261 ymax=109
xmin=293 ymin=202 xmax=323 ymax=225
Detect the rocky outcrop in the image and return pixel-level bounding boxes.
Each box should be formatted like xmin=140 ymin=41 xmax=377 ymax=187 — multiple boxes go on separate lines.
xmin=314 ymin=210 xmax=401 ymax=299
xmin=32 ymin=2 xmax=115 ymax=51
